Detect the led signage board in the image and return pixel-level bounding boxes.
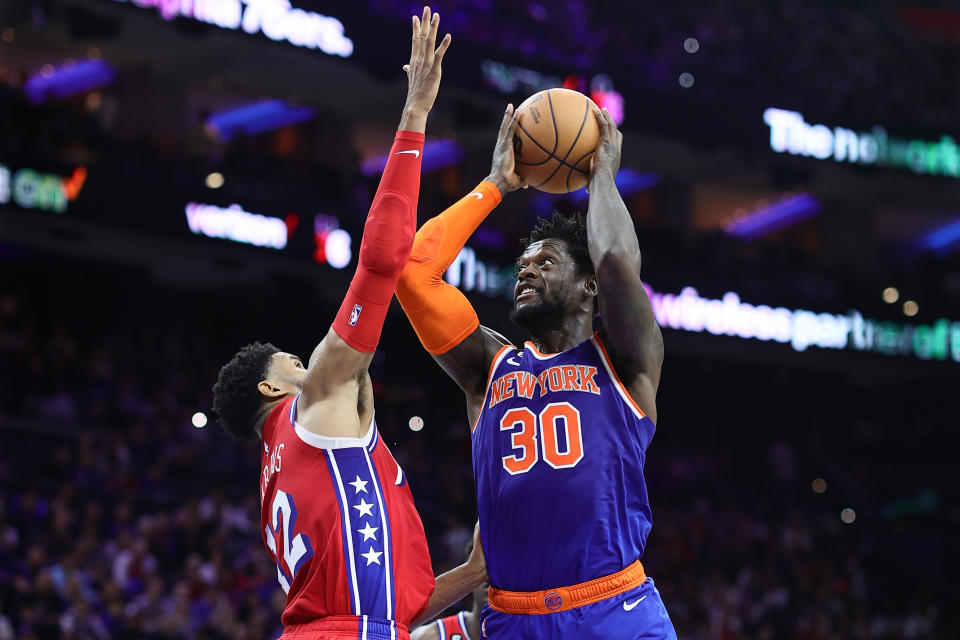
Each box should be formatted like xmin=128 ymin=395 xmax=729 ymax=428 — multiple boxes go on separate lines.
xmin=185 ymin=202 xmax=288 ymax=249
xmin=0 ymin=163 xmax=85 ymax=213
xmin=481 ymin=60 xmax=625 ymax=124
xmin=764 ymin=107 xmax=960 ymax=179
xmin=184 ymin=203 xmax=354 ymax=267
xmin=114 ymin=0 xmax=353 ymax=57
xmin=446 ymin=247 xmax=960 ymax=363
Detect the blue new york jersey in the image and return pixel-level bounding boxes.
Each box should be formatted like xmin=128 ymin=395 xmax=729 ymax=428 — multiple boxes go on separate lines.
xmin=472 ymin=333 xmax=656 ymax=592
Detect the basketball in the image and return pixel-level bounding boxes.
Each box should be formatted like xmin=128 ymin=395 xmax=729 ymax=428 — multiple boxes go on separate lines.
xmin=513 ymin=88 xmax=601 ymax=193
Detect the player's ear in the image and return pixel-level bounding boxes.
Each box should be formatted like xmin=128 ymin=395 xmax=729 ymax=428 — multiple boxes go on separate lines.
xmin=257 ymin=380 xmax=286 ymax=399
xmin=583 ymin=275 xmax=598 ymax=299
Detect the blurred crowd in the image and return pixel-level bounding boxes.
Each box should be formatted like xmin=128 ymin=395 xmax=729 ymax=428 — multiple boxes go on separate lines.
xmin=0 ymin=256 xmax=955 ymax=640
xmin=368 ymin=0 xmax=960 ymax=128
xmin=2 ymin=3 xmax=959 ymax=635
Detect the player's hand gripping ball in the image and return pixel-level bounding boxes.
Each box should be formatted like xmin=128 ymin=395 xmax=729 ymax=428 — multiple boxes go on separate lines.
xmin=513 ymin=88 xmax=601 ymax=193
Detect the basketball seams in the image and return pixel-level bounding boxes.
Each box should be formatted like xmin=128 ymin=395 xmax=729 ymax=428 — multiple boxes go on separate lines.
xmin=546 ymin=90 xmax=560 ymax=154
xmin=515 ymin=104 xmax=591 ymax=174
xmin=515 ymin=121 xmax=560 ymax=167
xmin=565 ymin=148 xmax=595 ymax=190
xmin=533 ymin=94 xmax=591 ymax=189
xmin=514 ymin=88 xmax=599 ymax=193
xmin=515 ymin=91 xmax=560 ymax=166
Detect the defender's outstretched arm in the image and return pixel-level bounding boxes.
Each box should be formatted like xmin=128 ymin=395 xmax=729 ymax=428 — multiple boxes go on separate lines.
xmin=300 ymin=8 xmax=451 ymax=430
xmin=396 ymin=105 xmax=524 ymax=410
xmin=586 ymin=108 xmax=664 ymax=423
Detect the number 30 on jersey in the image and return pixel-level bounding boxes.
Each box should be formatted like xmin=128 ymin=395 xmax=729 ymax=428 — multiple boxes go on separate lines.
xmin=499 ymin=401 xmax=584 ymax=474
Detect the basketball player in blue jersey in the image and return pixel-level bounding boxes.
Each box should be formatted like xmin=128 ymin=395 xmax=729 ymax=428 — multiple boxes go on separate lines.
xmin=395 ymin=105 xmax=676 ymax=638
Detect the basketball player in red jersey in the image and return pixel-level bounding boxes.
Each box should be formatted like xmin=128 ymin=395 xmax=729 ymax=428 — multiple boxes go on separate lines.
xmin=211 ymin=8 xmax=487 ymax=640
xmin=411 ymin=538 xmax=487 ymax=640
xmin=396 ymin=106 xmax=675 ymax=638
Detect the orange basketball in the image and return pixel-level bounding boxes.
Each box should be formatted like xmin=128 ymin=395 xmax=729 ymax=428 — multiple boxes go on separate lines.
xmin=513 ymin=88 xmax=600 ymax=194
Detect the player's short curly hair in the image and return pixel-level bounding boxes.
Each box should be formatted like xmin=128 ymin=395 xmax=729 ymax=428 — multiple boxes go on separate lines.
xmin=212 ymin=341 xmax=280 ymax=440
xmin=521 ymin=211 xmax=594 ymax=276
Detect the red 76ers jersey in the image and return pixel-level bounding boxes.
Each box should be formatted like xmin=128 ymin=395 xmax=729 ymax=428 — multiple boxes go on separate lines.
xmin=260 ymin=396 xmax=435 ymax=627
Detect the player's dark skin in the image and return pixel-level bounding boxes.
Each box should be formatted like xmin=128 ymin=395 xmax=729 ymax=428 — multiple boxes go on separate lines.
xmin=430 ymin=106 xmax=664 ymax=426
xmin=409 ymin=580 xmax=486 ymax=640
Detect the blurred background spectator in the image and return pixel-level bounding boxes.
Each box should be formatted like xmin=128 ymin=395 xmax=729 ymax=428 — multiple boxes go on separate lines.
xmin=1 ymin=0 xmax=958 ymax=638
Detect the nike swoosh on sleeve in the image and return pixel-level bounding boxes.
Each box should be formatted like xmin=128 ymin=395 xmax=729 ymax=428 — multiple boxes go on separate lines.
xmin=395 ymin=149 xmax=420 ymax=157
xmin=467 ymin=192 xmax=483 ymax=200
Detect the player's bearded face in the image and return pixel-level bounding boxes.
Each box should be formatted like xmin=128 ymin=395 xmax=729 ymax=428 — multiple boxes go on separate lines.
xmin=509 ymin=240 xmax=582 ymax=334
xmin=509 ymin=286 xmax=567 ymax=332
xmin=509 ymin=268 xmax=576 ymax=333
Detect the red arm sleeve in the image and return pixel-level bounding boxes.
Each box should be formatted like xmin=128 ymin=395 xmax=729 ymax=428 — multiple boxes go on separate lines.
xmin=332 ymin=130 xmax=425 ymax=352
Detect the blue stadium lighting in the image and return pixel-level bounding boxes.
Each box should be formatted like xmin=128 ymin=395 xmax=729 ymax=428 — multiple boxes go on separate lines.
xmin=916 ymin=218 xmax=960 ymax=255
xmin=570 ymin=169 xmax=660 ymax=204
xmin=532 ymin=169 xmax=659 ymax=214
xmin=24 ymin=60 xmax=115 ymax=104
xmin=360 ymin=139 xmax=463 ymax=177
xmin=205 ymin=100 xmax=316 ymax=142
xmin=725 ymin=193 xmax=821 ymax=240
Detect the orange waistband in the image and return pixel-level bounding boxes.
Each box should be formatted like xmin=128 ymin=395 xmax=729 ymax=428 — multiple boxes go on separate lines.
xmin=487 ymin=560 xmax=646 ymax=615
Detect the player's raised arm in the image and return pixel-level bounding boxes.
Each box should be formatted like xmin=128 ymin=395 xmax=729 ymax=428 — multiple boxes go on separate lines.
xmin=396 ymin=105 xmax=524 ymax=409
xmin=586 ymin=107 xmax=664 ymax=424
xmin=300 ymin=8 xmax=451 ymax=422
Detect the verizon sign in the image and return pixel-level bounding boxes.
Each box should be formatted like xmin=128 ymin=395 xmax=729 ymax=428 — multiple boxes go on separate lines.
xmin=115 ymin=0 xmax=354 ymax=57
xmin=186 ymin=202 xmax=288 ymax=249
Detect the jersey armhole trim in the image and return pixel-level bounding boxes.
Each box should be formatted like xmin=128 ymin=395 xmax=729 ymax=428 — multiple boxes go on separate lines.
xmin=292 ymin=400 xmax=378 ymax=450
xmin=471 ymin=344 xmax=514 ymax=434
xmin=590 ymin=334 xmax=647 ymax=420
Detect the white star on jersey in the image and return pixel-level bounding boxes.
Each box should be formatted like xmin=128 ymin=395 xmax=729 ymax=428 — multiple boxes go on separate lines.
xmin=353 ymin=498 xmax=374 ymax=518
xmin=348 ymin=475 xmax=369 ymax=494
xmin=361 ymin=546 xmax=383 ymax=566
xmin=357 ymin=522 xmax=379 ymax=541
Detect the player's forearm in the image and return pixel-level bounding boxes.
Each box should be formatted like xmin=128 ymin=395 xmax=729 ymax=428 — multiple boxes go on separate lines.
xmin=586 ymin=168 xmax=640 ymax=270
xmin=373 ymin=129 xmax=426 ymax=224
xmin=395 ymin=182 xmax=500 ymax=354
xmin=420 ymin=181 xmax=502 ymax=272
xmin=483 ymin=172 xmax=514 ymax=199
xmin=399 ymin=106 xmax=429 ymax=133
xmin=412 ymin=561 xmax=486 ymax=628
xmin=331 ymin=131 xmax=425 ymax=353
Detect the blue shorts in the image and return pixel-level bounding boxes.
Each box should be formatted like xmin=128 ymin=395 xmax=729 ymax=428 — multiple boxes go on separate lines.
xmin=479 ymin=578 xmax=676 ymax=640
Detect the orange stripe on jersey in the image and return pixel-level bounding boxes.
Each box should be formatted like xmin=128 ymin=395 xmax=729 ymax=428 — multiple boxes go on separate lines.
xmin=472 ymin=344 xmax=514 ymax=433
xmin=523 ymin=340 xmax=561 ymax=360
xmin=591 ymin=333 xmax=647 ymax=419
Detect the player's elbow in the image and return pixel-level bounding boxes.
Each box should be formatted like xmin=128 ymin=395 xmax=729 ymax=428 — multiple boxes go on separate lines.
xmin=358 ymin=192 xmax=415 ymax=277
xmin=395 ymin=264 xmax=425 ymax=307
